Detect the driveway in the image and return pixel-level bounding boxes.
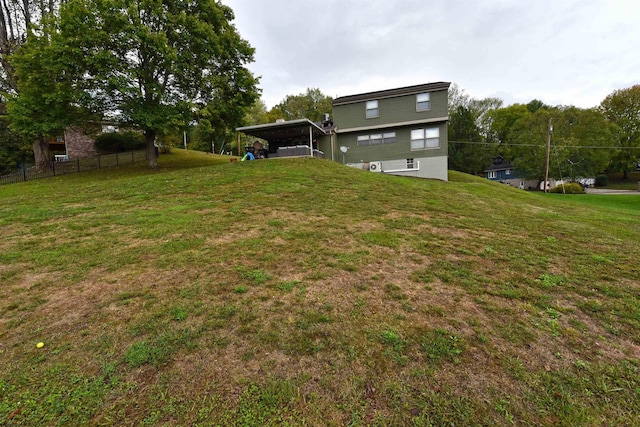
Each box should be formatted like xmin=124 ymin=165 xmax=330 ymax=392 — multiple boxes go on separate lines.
xmin=585 ymin=188 xmax=640 ymax=195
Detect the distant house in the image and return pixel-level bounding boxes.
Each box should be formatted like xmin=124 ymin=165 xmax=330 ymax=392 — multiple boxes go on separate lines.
xmin=237 ymin=82 xmax=451 ymax=181
xmin=47 ymin=127 xmax=97 ymax=161
xmin=484 ymin=156 xmax=537 ymax=190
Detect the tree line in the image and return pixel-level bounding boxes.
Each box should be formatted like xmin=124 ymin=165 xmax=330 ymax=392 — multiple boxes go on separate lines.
xmin=448 ymin=84 xmax=640 ymax=181
xmin=0 ymin=2 xmax=638 ymax=179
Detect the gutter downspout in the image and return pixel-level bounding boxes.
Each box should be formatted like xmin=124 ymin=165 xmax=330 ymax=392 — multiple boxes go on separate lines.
xmin=330 ymin=130 xmax=335 ymax=162
xmin=309 ymin=126 xmax=313 ymax=157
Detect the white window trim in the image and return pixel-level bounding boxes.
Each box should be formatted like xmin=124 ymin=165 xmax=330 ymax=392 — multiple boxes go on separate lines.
xmin=410 ymin=127 xmax=440 ymax=151
xmin=416 ymin=93 xmax=431 ymax=112
xmin=366 ymin=100 xmax=379 ymax=119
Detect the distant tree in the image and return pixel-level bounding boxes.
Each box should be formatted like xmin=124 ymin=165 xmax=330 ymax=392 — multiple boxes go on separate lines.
xmin=243 ymin=99 xmax=269 ymax=126
xmin=269 ymin=88 xmax=332 ymax=122
xmin=448 ymin=105 xmax=488 ymax=174
xmin=447 ymin=84 xmax=503 ymax=174
xmin=600 ymin=85 xmax=640 ymax=179
xmin=26 ymin=0 xmax=260 ymax=168
xmin=526 ymin=99 xmax=550 ymax=114
xmin=447 ymin=83 xmax=471 ymax=111
xmin=509 ymin=106 xmax=614 ymax=181
xmin=486 ymin=104 xmax=531 ymax=162
xmin=560 ymin=107 xmax=615 ymax=178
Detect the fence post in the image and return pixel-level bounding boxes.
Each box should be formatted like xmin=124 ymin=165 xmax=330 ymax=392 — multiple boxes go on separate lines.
xmin=77 ymin=157 xmax=80 ymax=172
xmin=52 ymin=160 xmax=56 ymax=177
xmin=98 ymin=154 xmax=101 ymax=169
xmin=23 ymin=165 xmax=27 ymax=182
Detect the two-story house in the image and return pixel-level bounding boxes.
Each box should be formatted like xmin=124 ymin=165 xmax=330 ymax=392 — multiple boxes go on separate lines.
xmin=331 ymin=82 xmax=450 ymax=180
xmin=236 ymin=81 xmax=450 ymax=181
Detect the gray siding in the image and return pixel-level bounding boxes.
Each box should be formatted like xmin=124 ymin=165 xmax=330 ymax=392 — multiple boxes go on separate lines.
xmin=333 ymin=89 xmax=448 ymax=130
xmin=336 ymin=122 xmax=448 ymax=164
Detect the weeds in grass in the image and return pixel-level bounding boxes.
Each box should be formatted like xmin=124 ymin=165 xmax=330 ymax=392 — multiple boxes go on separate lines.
xmin=421 ymin=328 xmax=464 ymax=364
xmin=1 ymin=152 xmax=639 ymax=425
xmin=238 ymin=268 xmax=270 ymax=285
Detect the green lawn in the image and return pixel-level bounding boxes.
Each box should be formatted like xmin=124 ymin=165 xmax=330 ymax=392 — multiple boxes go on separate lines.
xmin=1 ymin=150 xmax=638 ymax=426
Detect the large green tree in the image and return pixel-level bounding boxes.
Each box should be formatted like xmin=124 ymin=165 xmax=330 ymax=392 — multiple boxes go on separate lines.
xmin=447 ymin=84 xmax=503 ymax=174
xmin=1 ymin=1 xmax=66 ymax=168
xmin=508 ymin=106 xmax=614 ymax=181
xmin=268 ymin=88 xmax=332 ymax=122
xmin=448 ymin=105 xmax=488 ymax=174
xmin=33 ymin=0 xmax=260 ymax=168
xmin=0 ymin=105 xmax=31 ymax=173
xmin=600 ymin=85 xmax=640 ymax=179
xmin=7 ymin=20 xmax=88 ymax=170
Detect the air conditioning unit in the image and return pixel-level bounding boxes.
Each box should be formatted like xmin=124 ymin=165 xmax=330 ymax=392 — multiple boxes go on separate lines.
xmin=369 ymin=161 xmax=382 ymax=173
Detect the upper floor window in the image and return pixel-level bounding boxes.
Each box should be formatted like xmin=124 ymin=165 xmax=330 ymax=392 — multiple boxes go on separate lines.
xmin=366 ymin=100 xmax=379 ymax=118
xmin=410 ymin=127 xmax=440 ymax=150
xmin=416 ymin=93 xmax=430 ymax=111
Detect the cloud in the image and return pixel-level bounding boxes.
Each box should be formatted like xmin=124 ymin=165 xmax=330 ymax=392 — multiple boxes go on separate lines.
xmin=223 ymin=0 xmax=640 ymax=109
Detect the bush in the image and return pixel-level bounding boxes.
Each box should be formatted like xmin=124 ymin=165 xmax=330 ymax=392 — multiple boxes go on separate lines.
xmin=94 ymin=131 xmax=146 ymax=153
xmin=595 ymin=174 xmax=608 ymax=187
xmin=550 ymin=183 xmax=585 ymax=194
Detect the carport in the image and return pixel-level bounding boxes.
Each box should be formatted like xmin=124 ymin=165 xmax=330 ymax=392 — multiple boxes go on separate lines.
xmin=236 ymin=119 xmax=329 ymax=158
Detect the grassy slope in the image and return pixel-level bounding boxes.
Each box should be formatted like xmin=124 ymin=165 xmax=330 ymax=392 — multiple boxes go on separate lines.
xmin=1 ymin=150 xmax=639 ymax=426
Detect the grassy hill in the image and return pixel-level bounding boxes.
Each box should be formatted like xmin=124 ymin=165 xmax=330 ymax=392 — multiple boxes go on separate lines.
xmin=1 ymin=150 xmax=639 ymax=426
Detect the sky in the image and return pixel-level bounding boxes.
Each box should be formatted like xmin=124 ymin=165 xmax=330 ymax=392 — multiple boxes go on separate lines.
xmin=221 ymin=0 xmax=640 ymax=111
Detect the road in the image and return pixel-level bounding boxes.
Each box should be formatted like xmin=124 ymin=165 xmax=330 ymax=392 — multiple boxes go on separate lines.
xmin=585 ymin=188 xmax=640 ymax=195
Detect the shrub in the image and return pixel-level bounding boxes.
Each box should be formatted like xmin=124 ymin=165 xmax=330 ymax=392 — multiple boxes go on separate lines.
xmin=94 ymin=131 xmax=146 ymax=153
xmin=550 ymin=183 xmax=585 ymax=194
xmin=595 ymin=174 xmax=608 ymax=187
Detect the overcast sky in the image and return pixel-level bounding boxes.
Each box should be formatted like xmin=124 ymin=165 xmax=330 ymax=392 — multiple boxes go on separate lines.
xmin=221 ymin=0 xmax=639 ymax=110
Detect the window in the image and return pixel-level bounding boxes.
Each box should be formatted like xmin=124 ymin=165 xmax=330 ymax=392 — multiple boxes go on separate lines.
xmin=407 ymin=158 xmax=415 ymax=169
xmin=410 ymin=127 xmax=440 ymax=150
xmin=417 ymin=93 xmax=430 ymax=111
xmin=366 ymin=100 xmax=379 ymax=118
xmin=383 ymin=132 xmax=396 ymax=143
xmin=357 ymin=135 xmax=370 ymax=146
xmin=357 ymin=132 xmax=396 ymax=146
xmin=488 ymin=171 xmax=497 ymax=179
xmin=505 ymin=169 xmax=512 ymax=176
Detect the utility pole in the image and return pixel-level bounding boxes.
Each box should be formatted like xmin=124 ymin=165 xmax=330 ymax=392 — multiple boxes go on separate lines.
xmin=544 ymin=118 xmax=553 ymax=193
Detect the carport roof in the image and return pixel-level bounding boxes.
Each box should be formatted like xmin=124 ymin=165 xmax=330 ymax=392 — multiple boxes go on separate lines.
xmin=236 ymin=119 xmax=328 ymax=142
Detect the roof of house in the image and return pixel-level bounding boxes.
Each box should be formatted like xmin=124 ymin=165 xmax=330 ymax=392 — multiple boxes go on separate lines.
xmin=236 ymin=119 xmax=329 ymax=142
xmin=484 ymin=163 xmax=514 ymax=173
xmin=332 ymin=82 xmax=451 ymax=106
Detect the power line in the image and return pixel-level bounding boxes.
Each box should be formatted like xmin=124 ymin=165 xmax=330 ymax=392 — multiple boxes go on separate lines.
xmin=449 ymin=140 xmax=640 ymax=149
